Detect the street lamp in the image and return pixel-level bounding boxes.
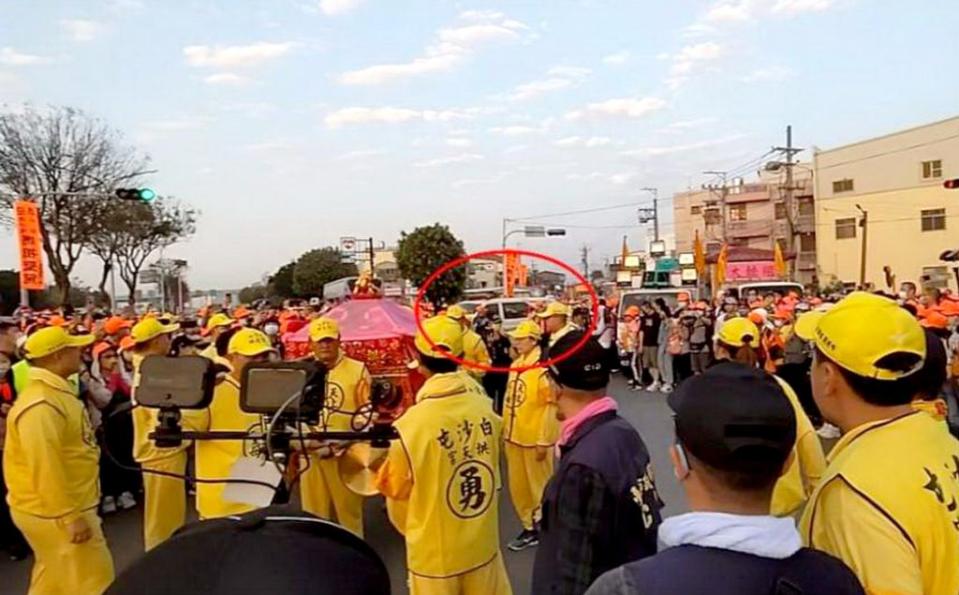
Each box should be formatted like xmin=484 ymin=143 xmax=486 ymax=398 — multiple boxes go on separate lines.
xmin=501 ymin=223 xmax=567 ymax=248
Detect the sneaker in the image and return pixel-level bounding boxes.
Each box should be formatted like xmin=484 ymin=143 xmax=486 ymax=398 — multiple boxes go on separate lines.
xmin=118 ymin=492 xmax=137 ymax=510
xmin=102 ymin=496 xmax=117 ymax=515
xmin=660 ymin=385 xmax=673 ymax=394
xmin=507 ymin=529 xmax=539 ymax=552
xmin=647 ymin=382 xmax=660 ymax=392
xmin=816 ymin=423 xmax=841 ymax=439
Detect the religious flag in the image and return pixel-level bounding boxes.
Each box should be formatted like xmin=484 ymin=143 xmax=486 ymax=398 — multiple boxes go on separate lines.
xmin=715 ymin=242 xmax=728 ymax=287
xmin=773 ymin=240 xmax=787 ymax=278
xmin=693 ymin=230 xmax=706 ymax=276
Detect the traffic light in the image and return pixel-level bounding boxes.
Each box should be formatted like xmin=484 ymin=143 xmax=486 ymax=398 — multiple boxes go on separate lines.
xmin=944 ymin=178 xmax=959 ymax=190
xmin=115 ymin=188 xmax=157 ymax=202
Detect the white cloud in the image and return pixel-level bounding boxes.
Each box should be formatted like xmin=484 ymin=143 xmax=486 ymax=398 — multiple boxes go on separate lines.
xmin=554 ymin=136 xmax=612 ymax=148
xmin=446 ymin=137 xmax=474 ymax=148
xmin=0 ymin=47 xmax=52 ymax=66
xmin=60 ymin=19 xmax=104 ymax=42
xmin=204 ymin=73 xmax=253 ymax=86
xmin=667 ymin=41 xmax=724 ymax=89
xmin=338 ymin=11 xmax=529 ymax=85
xmin=183 ymin=42 xmax=294 ymax=69
xmin=318 ymin=0 xmax=364 ymax=15
xmin=414 ymin=153 xmax=485 ymax=167
xmin=603 ymin=51 xmax=631 ymax=65
xmin=772 ymin=0 xmax=833 ymax=15
xmin=740 ymin=65 xmax=794 ymax=82
xmin=609 ymin=173 xmax=636 ymax=185
xmin=663 ymin=117 xmax=718 ymax=131
xmin=489 ymin=125 xmax=540 ymax=136
xmin=621 ymin=134 xmax=746 ymax=157
xmin=565 ymin=97 xmax=667 ymax=121
xmin=681 ymin=23 xmax=718 ymax=38
xmin=507 ymin=65 xmax=590 ymax=101
xmin=324 ymin=106 xmax=480 ymax=127
xmin=336 ymin=149 xmax=386 ymax=160
xmin=705 ymin=1 xmax=754 ymax=22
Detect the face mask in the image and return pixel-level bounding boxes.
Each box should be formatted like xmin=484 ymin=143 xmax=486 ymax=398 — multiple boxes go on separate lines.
xmin=264 ymin=323 xmax=279 ymax=336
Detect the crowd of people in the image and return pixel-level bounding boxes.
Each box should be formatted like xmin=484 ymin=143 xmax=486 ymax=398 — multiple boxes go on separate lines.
xmin=0 ymin=280 xmax=958 ymax=594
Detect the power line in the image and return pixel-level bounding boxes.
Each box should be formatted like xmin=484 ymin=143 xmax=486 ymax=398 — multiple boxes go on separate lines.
xmin=510 ymin=200 xmax=653 ymax=222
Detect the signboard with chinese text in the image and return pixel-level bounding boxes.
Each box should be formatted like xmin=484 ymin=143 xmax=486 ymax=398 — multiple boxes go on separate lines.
xmin=725 ymin=260 xmax=777 ymax=281
xmin=14 ymin=201 xmax=45 ymax=290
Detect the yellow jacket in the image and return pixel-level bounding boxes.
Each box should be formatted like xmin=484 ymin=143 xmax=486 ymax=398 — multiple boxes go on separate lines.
xmin=770 ymin=377 xmax=826 ymax=516
xmin=376 ymin=371 xmax=503 ymax=578
xmin=503 ymin=347 xmax=558 ymax=447
xmin=315 ymin=352 xmax=371 ymax=432
xmin=194 ymin=375 xmax=264 ymax=519
xmin=2 ymin=367 xmax=100 ymax=521
xmin=462 ymin=329 xmax=490 ymax=379
xmin=800 ymin=411 xmax=959 ymax=595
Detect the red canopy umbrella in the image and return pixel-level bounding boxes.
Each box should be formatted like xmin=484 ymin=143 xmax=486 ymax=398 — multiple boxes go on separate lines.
xmin=287 ymin=297 xmax=416 ymax=343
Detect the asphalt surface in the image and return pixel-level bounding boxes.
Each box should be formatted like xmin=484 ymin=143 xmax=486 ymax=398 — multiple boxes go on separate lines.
xmin=0 ymin=375 xmax=686 ymax=594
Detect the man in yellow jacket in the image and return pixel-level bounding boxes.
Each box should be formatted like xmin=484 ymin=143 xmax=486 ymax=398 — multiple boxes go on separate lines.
xmin=796 ymin=292 xmax=959 ymax=595
xmin=3 ymin=326 xmax=114 ymax=594
xmin=299 ymin=317 xmax=371 ymax=536
xmin=503 ymin=320 xmax=558 ymax=552
xmin=130 ymin=317 xmax=191 ymax=551
xmin=376 ymin=315 xmax=511 ymax=595
xmin=199 ymin=313 xmax=233 ymax=362
xmin=446 ymin=305 xmax=491 ymax=380
xmin=194 ymin=328 xmax=276 ymax=519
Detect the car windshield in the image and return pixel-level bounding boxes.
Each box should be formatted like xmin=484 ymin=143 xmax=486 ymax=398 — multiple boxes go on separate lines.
xmin=502 ymin=301 xmax=530 ymax=319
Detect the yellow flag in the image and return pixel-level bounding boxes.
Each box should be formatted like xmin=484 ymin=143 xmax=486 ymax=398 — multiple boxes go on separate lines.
xmin=715 ymin=243 xmax=728 ymax=287
xmin=693 ymin=230 xmax=706 ymax=276
xmin=774 ymin=241 xmax=786 ymax=278
xmin=621 ymin=236 xmax=629 ymax=264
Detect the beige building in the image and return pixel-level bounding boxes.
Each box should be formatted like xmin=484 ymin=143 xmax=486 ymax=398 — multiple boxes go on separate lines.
xmin=673 ymin=167 xmax=816 ymax=284
xmin=814 ymin=116 xmax=959 ymax=291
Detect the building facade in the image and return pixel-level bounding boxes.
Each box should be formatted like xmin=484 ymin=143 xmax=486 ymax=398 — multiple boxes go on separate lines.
xmin=673 ymin=168 xmax=816 ymax=285
xmin=466 ymin=258 xmax=502 ymax=289
xmin=813 ymin=116 xmax=959 ymax=291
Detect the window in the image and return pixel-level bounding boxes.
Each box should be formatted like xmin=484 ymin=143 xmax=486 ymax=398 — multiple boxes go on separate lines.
xmin=798 ymin=198 xmax=814 ymax=216
xmin=921 ymin=208 xmax=946 ymax=231
xmin=690 ymin=205 xmax=702 ymax=215
xmin=832 ymin=179 xmax=854 ymax=193
xmin=835 ymin=217 xmax=857 ymax=239
xmin=774 ymin=202 xmax=786 ymax=220
xmin=922 ymin=160 xmax=942 ymax=180
xmin=728 ymin=204 xmax=747 ymax=221
xmin=502 ymin=302 xmax=530 ymax=320
xmin=799 ymin=233 xmax=816 ymax=252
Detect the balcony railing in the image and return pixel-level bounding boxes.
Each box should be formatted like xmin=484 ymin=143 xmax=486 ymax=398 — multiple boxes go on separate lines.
xmin=727 ymin=219 xmax=772 ymax=238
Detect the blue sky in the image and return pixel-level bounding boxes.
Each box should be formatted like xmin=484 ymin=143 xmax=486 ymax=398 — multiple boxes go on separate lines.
xmin=1 ymin=0 xmax=957 ymax=289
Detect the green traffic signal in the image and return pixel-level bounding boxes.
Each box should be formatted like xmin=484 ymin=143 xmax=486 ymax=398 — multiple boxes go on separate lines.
xmin=138 ymin=188 xmax=157 ymax=202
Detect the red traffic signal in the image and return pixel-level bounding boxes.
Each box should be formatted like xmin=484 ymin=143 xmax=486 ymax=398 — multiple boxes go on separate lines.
xmin=945 ymin=178 xmax=959 ymax=190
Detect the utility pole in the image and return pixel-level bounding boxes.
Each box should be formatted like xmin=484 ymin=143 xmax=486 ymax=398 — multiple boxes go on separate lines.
xmin=856 ymin=204 xmax=868 ymax=289
xmin=638 ymin=187 xmax=660 ymax=242
xmin=367 ymin=237 xmax=375 ymax=278
xmin=581 ymin=245 xmax=589 ymax=279
xmin=772 ymin=125 xmax=804 ymax=278
xmin=703 ymin=170 xmax=728 ymax=243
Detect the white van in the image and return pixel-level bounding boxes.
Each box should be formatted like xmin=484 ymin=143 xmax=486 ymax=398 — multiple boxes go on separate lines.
xmin=457 ymin=297 xmax=548 ymax=331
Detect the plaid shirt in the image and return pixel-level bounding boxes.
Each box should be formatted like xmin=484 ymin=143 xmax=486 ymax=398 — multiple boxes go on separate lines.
xmin=554 ymin=463 xmax=615 ymax=595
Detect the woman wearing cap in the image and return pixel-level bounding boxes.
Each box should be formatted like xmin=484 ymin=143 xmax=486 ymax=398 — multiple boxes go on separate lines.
xmin=619 ymin=306 xmax=642 ymax=390
xmin=193 ymin=328 xmax=276 ymax=520
xmin=2 ymin=326 xmax=115 ymax=593
xmin=91 ymin=342 xmax=139 ymax=515
xmin=503 ymin=320 xmax=559 ymax=553
xmin=715 ymin=317 xmax=826 ymax=517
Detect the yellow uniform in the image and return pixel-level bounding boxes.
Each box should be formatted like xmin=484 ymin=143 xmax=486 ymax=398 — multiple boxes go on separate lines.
xmin=3 ymin=367 xmax=114 ymax=595
xmin=800 ymin=411 xmax=959 ymax=595
xmin=770 ymin=377 xmax=826 ymax=517
xmin=912 ymin=398 xmax=949 ymax=423
xmin=463 ymin=329 xmax=491 ymax=380
xmin=377 ymin=372 xmax=511 ymax=595
xmin=132 ymin=354 xmax=201 ymax=551
xmin=503 ymin=347 xmax=559 ymax=530
xmin=194 ymin=375 xmax=264 ymax=519
xmin=300 ymin=352 xmax=371 ymax=536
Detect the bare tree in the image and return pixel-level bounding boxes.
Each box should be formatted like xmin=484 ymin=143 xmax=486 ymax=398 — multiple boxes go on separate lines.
xmin=0 ymin=106 xmax=153 ymax=304
xmin=113 ymin=198 xmax=197 ymax=306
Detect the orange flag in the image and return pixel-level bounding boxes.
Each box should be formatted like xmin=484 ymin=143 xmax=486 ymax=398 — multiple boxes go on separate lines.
xmin=621 ymin=236 xmax=629 ymax=264
xmin=715 ymin=243 xmax=728 ymax=287
xmin=14 ymin=200 xmax=45 ymax=290
xmin=693 ymin=230 xmax=706 ymax=276
xmin=774 ymin=240 xmax=787 ymax=278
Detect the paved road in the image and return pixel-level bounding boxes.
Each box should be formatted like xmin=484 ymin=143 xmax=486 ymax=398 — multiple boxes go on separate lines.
xmin=0 ymin=375 xmax=685 ymax=594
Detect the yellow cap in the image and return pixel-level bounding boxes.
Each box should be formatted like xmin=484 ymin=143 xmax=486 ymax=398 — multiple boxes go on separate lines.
xmin=131 ymin=318 xmax=180 ymax=345
xmin=23 ymin=327 xmax=94 ymax=360
xmin=414 ymin=316 xmax=465 ymax=359
xmin=205 ymin=313 xmax=234 ymax=332
xmin=227 ymin=328 xmax=275 ymax=357
xmin=536 ymin=302 xmax=571 ymax=319
xmin=445 ymin=305 xmax=468 ymax=320
xmin=716 ymin=317 xmax=759 ymax=348
xmin=308 ymin=317 xmax=340 ymax=342
xmin=794 ymin=291 xmax=925 ymax=380
xmin=508 ymin=320 xmax=542 ymax=340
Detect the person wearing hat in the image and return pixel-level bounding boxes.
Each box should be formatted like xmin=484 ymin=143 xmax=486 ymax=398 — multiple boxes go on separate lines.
xmin=537 ymin=301 xmax=578 ymax=348
xmin=502 ymin=320 xmax=559 ymax=553
xmin=586 ymin=364 xmax=864 ymax=595
xmin=129 ymin=317 xmax=193 ymax=551
xmin=796 ymin=292 xmax=959 ymax=595
xmin=200 ymin=313 xmax=234 ymax=361
xmin=447 ymin=305 xmax=491 ymax=380
xmin=531 ymin=331 xmax=662 ymax=595
xmin=376 ymin=315 xmax=510 ymax=595
xmin=193 ymin=328 xmax=276 ymax=520
xmin=2 ymin=326 xmax=115 ymax=593
xmin=300 ymin=317 xmax=371 ymax=537
xmin=103 ymin=316 xmax=133 ymax=344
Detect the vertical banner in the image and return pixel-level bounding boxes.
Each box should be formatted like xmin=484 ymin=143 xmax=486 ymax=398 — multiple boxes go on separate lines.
xmin=504 ymin=253 xmax=518 ymax=297
xmin=14 ymin=200 xmax=45 ymax=290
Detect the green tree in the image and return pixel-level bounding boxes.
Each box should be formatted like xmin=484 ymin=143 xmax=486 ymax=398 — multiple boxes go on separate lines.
xmin=238 ymin=283 xmax=269 ymax=304
xmin=396 ymin=224 xmax=466 ymax=308
xmin=269 ymin=261 xmax=297 ymax=298
xmin=292 ymin=248 xmax=357 ymax=297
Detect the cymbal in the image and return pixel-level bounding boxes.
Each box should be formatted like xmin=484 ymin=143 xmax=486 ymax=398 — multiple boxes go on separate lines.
xmin=338 ymin=442 xmax=389 ymax=497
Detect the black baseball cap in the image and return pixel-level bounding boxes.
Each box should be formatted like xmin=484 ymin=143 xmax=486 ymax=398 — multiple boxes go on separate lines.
xmin=547 ymin=331 xmax=609 ymax=391
xmin=668 ymin=362 xmax=796 ymax=473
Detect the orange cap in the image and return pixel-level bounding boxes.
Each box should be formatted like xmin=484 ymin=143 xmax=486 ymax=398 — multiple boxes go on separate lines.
xmin=921 ymin=311 xmax=949 ymax=330
xmin=233 ymin=306 xmax=253 ymax=319
xmin=47 ymin=315 xmax=67 ymax=327
xmin=748 ymin=311 xmax=766 ymax=325
xmin=92 ymin=341 xmax=116 ymax=361
xmin=118 ymin=336 xmax=136 ymax=352
xmin=104 ymin=316 xmax=133 ymax=336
